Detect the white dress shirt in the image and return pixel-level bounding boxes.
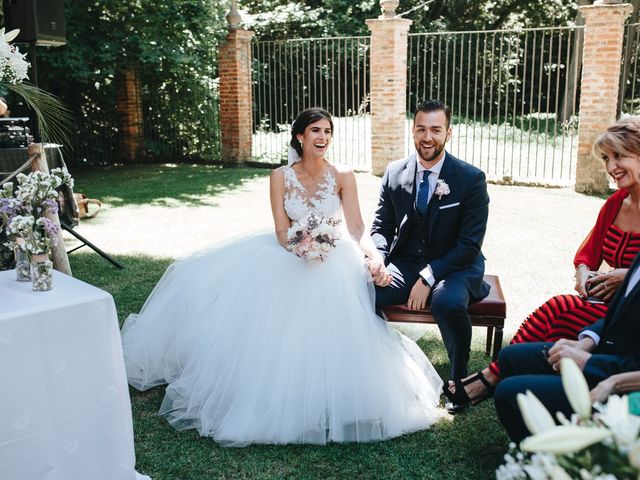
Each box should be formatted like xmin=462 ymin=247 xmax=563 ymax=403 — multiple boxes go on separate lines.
xmin=416 ymin=154 xmax=445 ymax=287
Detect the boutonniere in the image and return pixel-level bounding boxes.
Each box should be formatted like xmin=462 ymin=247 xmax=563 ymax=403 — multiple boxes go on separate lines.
xmin=434 ymin=179 xmax=450 ymax=199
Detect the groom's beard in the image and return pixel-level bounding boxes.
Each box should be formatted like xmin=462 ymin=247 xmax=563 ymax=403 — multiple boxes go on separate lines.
xmin=415 ymin=142 xmax=445 ymax=163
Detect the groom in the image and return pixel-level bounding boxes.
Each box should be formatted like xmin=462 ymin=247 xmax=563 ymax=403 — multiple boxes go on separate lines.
xmin=369 ymin=99 xmax=490 ymax=401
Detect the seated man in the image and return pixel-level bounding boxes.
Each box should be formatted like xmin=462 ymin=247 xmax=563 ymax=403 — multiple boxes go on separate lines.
xmin=494 ymin=250 xmax=640 ymax=443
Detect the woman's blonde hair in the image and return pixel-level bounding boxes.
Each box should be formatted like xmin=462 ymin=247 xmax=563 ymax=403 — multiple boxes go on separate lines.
xmin=593 ymin=116 xmax=640 ymax=160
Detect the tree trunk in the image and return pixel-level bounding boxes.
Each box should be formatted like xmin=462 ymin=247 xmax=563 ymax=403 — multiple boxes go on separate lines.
xmin=115 ymin=68 xmax=144 ymax=163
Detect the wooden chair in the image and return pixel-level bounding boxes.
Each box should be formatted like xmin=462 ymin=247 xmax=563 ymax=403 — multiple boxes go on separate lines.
xmin=382 ymin=274 xmax=506 ymax=361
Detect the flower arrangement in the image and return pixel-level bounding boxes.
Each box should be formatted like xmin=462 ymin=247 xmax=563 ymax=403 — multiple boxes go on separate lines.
xmin=0 ymin=27 xmax=70 ymax=143
xmin=496 ymin=358 xmax=640 ymax=480
xmin=434 ymin=179 xmax=450 ymax=199
xmin=1 ymin=168 xmax=74 ymax=255
xmin=286 ymin=212 xmax=341 ymax=263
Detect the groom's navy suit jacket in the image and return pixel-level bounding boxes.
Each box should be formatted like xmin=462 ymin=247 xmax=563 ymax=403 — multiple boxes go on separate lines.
xmin=371 ymin=151 xmax=490 ymax=300
xmin=580 ymin=251 xmax=640 ymax=384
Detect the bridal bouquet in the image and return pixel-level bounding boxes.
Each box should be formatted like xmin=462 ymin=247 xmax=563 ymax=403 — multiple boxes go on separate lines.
xmin=496 ymin=359 xmax=640 ymax=480
xmin=286 ymin=212 xmax=341 ymax=263
xmin=1 ymin=167 xmax=74 ymax=254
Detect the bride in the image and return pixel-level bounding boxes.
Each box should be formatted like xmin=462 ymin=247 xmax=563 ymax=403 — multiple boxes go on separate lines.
xmin=121 ymin=108 xmax=448 ymax=447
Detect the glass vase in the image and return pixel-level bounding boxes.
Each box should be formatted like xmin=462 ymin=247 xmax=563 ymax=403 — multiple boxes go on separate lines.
xmin=30 ymin=253 xmax=53 ymax=292
xmin=14 ymin=238 xmax=30 ymax=282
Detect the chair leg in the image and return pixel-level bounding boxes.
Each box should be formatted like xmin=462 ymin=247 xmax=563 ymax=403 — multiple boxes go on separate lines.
xmin=485 ymin=326 xmax=494 ymax=356
xmin=492 ymin=326 xmax=504 ymax=362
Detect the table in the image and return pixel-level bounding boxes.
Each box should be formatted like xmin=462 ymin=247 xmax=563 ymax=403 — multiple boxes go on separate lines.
xmin=0 ymin=270 xmax=150 ymax=480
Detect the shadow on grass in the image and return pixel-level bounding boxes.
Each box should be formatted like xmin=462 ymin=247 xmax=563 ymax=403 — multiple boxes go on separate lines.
xmin=69 ymin=164 xmax=271 ymax=208
xmin=70 ymin=252 xmax=509 ymax=480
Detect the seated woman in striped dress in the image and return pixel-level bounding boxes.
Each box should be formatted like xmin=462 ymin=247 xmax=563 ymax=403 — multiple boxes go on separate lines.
xmin=443 ymin=117 xmax=640 ymax=409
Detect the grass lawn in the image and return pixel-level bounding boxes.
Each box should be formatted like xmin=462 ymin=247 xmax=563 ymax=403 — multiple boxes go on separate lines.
xmin=67 ymin=164 xmax=511 ymax=479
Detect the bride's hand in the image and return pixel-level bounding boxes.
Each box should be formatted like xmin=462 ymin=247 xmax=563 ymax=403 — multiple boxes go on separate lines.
xmin=367 ymin=258 xmax=392 ymax=287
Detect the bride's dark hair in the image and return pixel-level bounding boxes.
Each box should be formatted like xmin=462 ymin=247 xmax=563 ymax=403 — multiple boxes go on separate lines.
xmin=290 ymin=108 xmax=333 ymax=157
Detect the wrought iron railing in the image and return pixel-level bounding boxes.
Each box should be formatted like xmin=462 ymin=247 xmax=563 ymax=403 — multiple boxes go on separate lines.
xmin=620 ymin=23 xmax=640 ymax=116
xmin=252 ymin=36 xmax=371 ymax=170
xmin=407 ymin=26 xmax=584 ymax=185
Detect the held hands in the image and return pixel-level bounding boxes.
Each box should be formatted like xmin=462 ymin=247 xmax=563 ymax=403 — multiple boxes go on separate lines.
xmin=574 ymin=265 xmax=593 ymax=298
xmin=366 ymin=258 xmax=393 ymax=287
xmin=584 ymin=268 xmax=627 ymax=303
xmin=547 ymin=337 xmax=595 ymax=372
xmin=407 ymin=278 xmax=430 ymax=310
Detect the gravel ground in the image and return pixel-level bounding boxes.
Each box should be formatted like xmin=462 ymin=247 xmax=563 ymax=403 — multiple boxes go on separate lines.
xmin=69 ymin=172 xmax=605 ymax=339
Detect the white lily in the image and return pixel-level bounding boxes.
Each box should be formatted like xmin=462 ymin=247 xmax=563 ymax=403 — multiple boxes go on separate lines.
xmin=560 ymin=358 xmax=592 ymax=420
xmin=4 ymin=28 xmax=20 ymax=43
xmin=517 ymin=390 xmax=556 ymax=435
xmin=595 ymin=395 xmax=640 ymax=448
xmin=521 ymin=425 xmax=611 ymax=454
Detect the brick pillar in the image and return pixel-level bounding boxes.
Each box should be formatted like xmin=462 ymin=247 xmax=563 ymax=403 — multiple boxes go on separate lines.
xmin=575 ymin=2 xmax=633 ymax=193
xmin=366 ymin=15 xmax=412 ymax=176
xmin=115 ymin=68 xmax=144 ymax=163
xmin=219 ymin=28 xmax=255 ymax=164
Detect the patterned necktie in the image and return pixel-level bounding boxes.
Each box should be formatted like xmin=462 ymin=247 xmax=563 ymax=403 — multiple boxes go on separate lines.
xmin=415 ymin=170 xmax=431 ymax=215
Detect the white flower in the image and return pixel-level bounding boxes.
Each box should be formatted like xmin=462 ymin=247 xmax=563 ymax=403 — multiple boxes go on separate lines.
xmin=561 ymin=358 xmax=592 ymax=420
xmin=311 ymin=222 xmax=334 ymax=236
xmin=594 ymin=395 xmax=640 ymax=448
xmin=1 ymin=28 xmax=20 ymax=43
xmin=517 ymin=390 xmax=556 ymax=435
xmin=434 ymin=179 xmax=450 ymax=199
xmin=521 ymin=425 xmax=611 ymax=454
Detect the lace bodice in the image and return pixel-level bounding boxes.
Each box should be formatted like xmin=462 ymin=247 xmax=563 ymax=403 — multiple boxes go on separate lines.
xmin=283 ymin=166 xmax=341 ymax=222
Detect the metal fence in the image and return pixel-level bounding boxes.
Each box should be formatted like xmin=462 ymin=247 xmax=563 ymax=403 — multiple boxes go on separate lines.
xmin=406 ymin=26 xmax=584 ymax=186
xmin=252 ymin=36 xmax=371 ymax=169
xmin=620 ymin=23 xmax=640 ymax=116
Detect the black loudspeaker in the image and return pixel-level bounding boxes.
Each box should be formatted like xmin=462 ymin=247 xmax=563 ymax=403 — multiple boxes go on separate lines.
xmin=3 ymin=0 xmax=66 ymax=46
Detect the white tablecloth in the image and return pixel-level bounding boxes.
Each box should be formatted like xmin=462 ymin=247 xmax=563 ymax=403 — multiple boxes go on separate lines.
xmin=0 ymin=270 xmax=150 ymax=480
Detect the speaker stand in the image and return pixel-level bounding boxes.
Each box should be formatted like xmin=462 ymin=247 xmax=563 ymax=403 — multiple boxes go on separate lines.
xmin=61 ymin=221 xmax=124 ymax=269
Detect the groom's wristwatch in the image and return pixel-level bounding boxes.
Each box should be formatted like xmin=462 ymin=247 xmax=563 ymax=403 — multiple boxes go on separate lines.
xmin=420 ymin=276 xmax=429 ymax=286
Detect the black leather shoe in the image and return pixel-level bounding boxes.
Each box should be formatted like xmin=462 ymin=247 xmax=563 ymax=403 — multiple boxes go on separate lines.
xmin=445 ymin=400 xmax=469 ymax=414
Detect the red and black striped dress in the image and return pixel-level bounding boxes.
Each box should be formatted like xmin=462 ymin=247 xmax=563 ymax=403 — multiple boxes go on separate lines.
xmin=488 ymin=224 xmax=640 ymax=378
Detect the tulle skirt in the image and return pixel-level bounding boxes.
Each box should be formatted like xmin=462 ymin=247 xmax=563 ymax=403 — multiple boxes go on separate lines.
xmin=122 ymin=233 xmax=447 ymax=446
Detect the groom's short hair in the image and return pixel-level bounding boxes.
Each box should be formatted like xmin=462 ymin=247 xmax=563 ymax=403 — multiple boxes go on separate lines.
xmin=415 ymin=100 xmax=451 ymax=128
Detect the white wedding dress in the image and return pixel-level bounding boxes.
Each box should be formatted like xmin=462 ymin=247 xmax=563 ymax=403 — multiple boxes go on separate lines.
xmin=121 ymin=165 xmax=447 ymax=447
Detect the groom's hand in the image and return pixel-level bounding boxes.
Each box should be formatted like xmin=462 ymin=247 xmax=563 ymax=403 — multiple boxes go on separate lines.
xmin=367 ymin=258 xmax=393 ymax=287
xmin=407 ymin=279 xmax=430 ymax=310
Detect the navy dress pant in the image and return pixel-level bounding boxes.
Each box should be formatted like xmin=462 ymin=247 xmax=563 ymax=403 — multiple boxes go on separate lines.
xmin=375 ymin=257 xmax=472 ymax=378
xmin=493 ymin=342 xmax=575 ymax=443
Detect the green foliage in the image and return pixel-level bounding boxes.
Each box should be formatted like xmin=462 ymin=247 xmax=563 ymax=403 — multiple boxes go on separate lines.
xmin=240 ymin=0 xmax=579 ymax=40
xmin=35 ymin=0 xmax=228 ymax=164
xmin=6 ymin=82 xmax=72 ymax=145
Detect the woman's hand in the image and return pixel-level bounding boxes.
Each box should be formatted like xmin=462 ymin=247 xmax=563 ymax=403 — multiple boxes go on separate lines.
xmin=585 ymin=268 xmax=628 ymax=302
xmin=590 ymin=377 xmax=616 ymax=403
xmin=574 ymin=265 xmax=593 ymax=298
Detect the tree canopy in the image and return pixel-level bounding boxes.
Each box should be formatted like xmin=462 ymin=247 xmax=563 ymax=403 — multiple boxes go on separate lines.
xmin=240 ymin=0 xmax=580 ymax=40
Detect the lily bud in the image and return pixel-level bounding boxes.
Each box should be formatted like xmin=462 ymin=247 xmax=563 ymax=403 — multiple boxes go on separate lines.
xmin=4 ymin=29 xmax=20 ymax=43
xmin=521 ymin=425 xmax=611 ymax=454
xmin=517 ymin=391 xmax=556 ymax=435
xmin=560 ymin=358 xmax=591 ymax=419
